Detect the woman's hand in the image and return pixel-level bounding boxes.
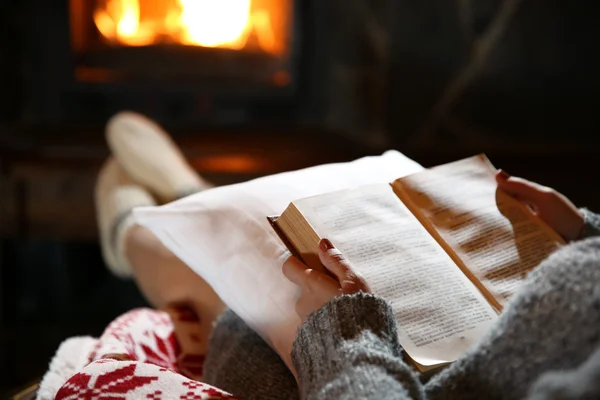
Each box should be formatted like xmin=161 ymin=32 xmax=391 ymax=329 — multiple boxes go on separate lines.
xmin=496 ymin=170 xmax=584 ymax=241
xmin=282 ymin=238 xmax=371 ymax=322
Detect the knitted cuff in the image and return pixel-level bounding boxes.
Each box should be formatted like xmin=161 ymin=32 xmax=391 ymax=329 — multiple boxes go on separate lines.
xmin=291 ymin=294 xmax=401 ymax=389
xmin=580 ymin=208 xmax=600 ymax=239
xmin=112 ymin=212 xmax=137 ymax=278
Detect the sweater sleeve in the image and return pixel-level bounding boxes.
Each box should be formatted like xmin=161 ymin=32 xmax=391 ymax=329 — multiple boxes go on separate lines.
xmin=291 ymin=293 xmax=424 ymax=400
xmin=580 ymin=208 xmax=600 ymax=239
xmin=526 ymin=346 xmax=600 ymax=400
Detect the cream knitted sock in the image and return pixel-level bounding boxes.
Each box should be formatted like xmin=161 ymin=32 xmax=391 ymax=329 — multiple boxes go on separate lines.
xmin=95 ymin=158 xmax=156 ymax=278
xmin=106 ymin=111 xmax=212 ymax=202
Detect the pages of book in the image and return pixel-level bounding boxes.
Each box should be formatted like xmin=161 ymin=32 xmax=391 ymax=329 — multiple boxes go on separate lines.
xmin=394 ymin=155 xmax=562 ymax=307
xmin=294 ymin=184 xmax=498 ymax=368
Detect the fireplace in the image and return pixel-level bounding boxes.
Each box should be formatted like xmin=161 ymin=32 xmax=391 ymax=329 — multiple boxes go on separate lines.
xmin=71 ymin=0 xmax=293 ymax=84
xmin=21 ymin=0 xmax=314 ymax=129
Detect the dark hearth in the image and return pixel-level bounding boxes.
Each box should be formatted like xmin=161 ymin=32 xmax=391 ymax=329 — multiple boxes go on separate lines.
xmin=20 ymin=0 xmax=302 ymax=127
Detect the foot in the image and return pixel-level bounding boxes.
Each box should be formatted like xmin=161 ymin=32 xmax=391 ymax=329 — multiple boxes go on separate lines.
xmin=95 ymin=158 xmax=156 ymax=278
xmin=106 ymin=111 xmax=212 ymax=202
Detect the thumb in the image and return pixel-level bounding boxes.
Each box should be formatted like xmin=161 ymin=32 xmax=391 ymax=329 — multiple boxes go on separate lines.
xmin=496 ymin=172 xmax=550 ymax=209
xmin=317 ymin=238 xmax=353 ymax=282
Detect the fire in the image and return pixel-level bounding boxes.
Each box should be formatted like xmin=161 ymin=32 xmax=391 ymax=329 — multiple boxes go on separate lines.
xmin=178 ymin=0 xmax=250 ymax=49
xmin=93 ymin=0 xmax=284 ymax=54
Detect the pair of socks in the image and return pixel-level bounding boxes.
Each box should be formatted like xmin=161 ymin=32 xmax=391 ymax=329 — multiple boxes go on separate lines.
xmin=95 ymin=112 xmax=211 ymax=277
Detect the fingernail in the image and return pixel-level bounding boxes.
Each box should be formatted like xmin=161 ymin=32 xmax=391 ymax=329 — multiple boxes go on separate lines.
xmin=320 ymin=238 xmax=334 ymax=251
xmin=498 ymin=169 xmax=511 ymax=180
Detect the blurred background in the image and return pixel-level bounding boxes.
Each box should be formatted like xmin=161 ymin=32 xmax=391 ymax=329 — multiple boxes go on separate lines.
xmin=1 ymin=0 xmax=599 ymax=394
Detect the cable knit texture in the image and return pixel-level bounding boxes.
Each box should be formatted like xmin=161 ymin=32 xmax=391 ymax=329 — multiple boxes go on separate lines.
xmin=292 ymin=293 xmax=423 ymax=400
xmin=206 ymin=210 xmax=600 ymax=400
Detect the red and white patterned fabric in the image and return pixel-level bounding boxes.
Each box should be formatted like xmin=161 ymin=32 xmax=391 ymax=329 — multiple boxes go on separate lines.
xmin=40 ymin=307 xmax=238 ymax=400
xmin=55 ymin=360 xmax=236 ymax=400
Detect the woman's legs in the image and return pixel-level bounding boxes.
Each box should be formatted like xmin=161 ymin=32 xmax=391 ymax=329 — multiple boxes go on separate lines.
xmin=124 ymin=224 xmax=225 ymax=336
xmin=96 ymin=112 xmax=226 ymax=345
xmin=97 ymin=112 xmax=295 ymax=397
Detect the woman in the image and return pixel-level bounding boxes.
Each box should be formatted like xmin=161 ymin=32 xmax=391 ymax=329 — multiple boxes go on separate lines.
xmin=48 ymin=112 xmax=600 ymax=399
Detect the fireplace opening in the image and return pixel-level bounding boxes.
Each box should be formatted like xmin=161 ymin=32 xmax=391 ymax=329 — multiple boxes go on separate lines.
xmin=20 ymin=0 xmax=322 ymax=128
xmin=69 ymin=0 xmax=294 ymax=86
xmin=91 ymin=0 xmax=289 ymax=54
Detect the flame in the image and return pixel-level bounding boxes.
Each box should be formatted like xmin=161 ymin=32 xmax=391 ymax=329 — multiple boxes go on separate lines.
xmin=94 ymin=0 xmax=154 ymax=46
xmin=178 ymin=0 xmax=251 ymax=49
xmin=93 ymin=0 xmax=284 ymax=53
xmin=116 ymin=0 xmax=139 ymax=37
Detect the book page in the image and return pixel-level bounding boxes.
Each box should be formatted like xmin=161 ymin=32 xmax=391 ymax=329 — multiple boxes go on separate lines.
xmin=294 ymin=184 xmax=498 ymax=368
xmin=394 ymin=155 xmax=563 ymax=308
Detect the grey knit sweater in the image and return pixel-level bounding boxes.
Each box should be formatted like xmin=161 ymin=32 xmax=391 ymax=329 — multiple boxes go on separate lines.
xmin=205 ymin=209 xmax=600 ymax=400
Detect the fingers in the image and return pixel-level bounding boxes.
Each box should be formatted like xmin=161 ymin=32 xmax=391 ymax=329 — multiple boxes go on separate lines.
xmin=284 ymin=241 xmax=371 ymax=322
xmin=282 ymin=256 xmax=309 ymax=286
xmin=282 ymin=255 xmax=339 ymax=290
xmin=318 ymin=239 xmax=354 ymax=281
xmin=304 ymin=269 xmax=340 ymax=294
xmin=282 ymin=240 xmax=354 ymax=285
xmin=496 ymin=170 xmax=552 ymax=208
xmin=318 ymin=239 xmax=371 ymax=293
xmin=496 ymin=170 xmax=584 ymax=241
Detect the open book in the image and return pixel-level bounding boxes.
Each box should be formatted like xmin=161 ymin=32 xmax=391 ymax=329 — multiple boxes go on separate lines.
xmin=269 ymin=154 xmax=563 ymax=372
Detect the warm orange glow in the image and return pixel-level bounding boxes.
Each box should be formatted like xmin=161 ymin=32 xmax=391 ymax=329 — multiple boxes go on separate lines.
xmin=94 ymin=0 xmax=154 ymax=46
xmin=178 ymin=0 xmax=251 ymax=49
xmin=93 ymin=0 xmax=288 ymax=54
xmin=272 ymin=70 xmax=291 ymax=87
xmin=193 ymin=154 xmax=267 ymax=173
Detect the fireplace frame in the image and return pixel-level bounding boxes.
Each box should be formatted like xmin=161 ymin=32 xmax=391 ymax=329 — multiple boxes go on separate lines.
xmin=19 ymin=0 xmax=321 ymax=130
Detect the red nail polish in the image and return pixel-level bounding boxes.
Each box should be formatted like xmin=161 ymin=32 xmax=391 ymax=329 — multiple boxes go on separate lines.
xmin=320 ymin=238 xmax=334 ymax=251
xmin=498 ymin=169 xmax=511 ymax=180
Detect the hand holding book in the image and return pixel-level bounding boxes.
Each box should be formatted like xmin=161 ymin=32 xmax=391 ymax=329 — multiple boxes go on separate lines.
xmin=282 ymin=238 xmax=371 ymax=322
xmin=280 ymin=167 xmax=584 ymax=330
xmin=270 ymin=154 xmax=569 ymax=371
xmin=495 ymin=170 xmax=585 ymax=241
